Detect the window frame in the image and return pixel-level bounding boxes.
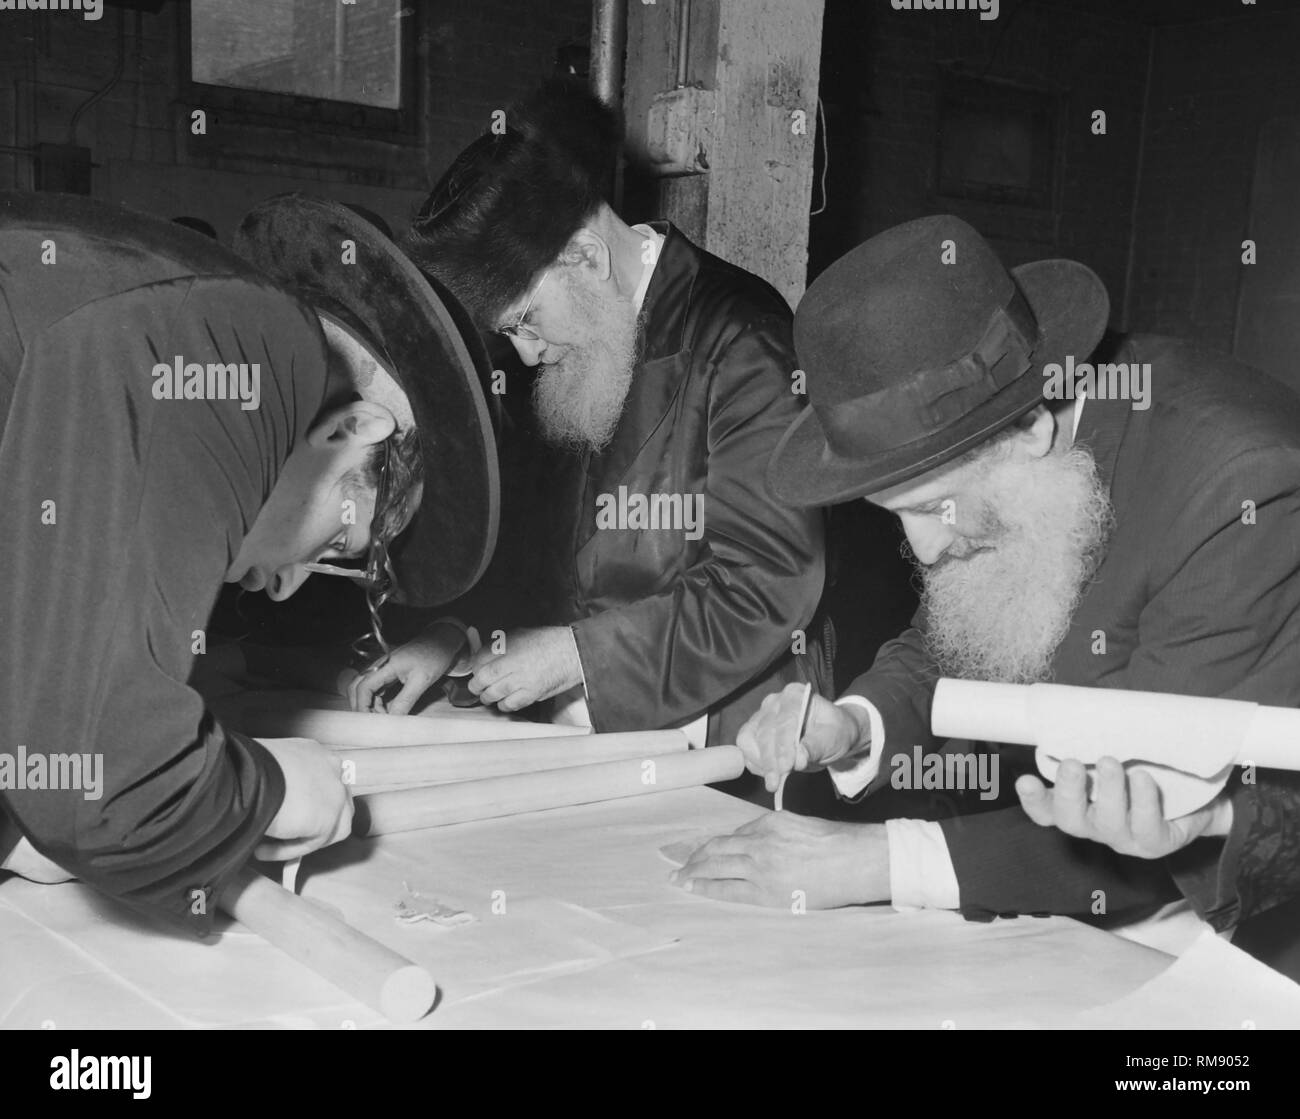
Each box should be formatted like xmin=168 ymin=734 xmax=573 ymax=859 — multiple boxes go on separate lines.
xmin=934 ymin=69 xmax=1062 ymax=212
xmin=178 ymin=0 xmax=420 ymax=144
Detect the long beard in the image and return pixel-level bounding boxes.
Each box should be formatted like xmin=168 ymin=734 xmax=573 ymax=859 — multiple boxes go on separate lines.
xmin=919 ymin=445 xmax=1115 ymax=684
xmin=532 ymin=278 xmax=640 ymax=453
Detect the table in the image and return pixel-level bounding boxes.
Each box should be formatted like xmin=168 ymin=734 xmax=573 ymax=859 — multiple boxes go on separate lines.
xmin=5 ymin=697 xmax=1299 ymax=1029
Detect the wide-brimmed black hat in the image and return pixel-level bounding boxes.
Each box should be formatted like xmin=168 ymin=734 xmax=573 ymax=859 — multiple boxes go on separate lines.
xmin=770 ymin=215 xmax=1109 ymax=505
xmin=234 ymin=194 xmax=499 ymax=606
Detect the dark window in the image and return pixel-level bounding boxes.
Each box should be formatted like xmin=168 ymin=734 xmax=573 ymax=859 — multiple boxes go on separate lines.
xmin=192 ymin=0 xmax=402 ymax=109
xmin=182 ymin=0 xmax=418 ymax=143
xmin=937 ymin=72 xmax=1059 ymax=210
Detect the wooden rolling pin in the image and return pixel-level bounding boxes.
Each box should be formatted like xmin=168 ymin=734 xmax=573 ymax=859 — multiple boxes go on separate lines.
xmin=242 ymin=706 xmax=579 ymax=748
xmin=333 ymin=729 xmax=689 ymax=789
xmin=354 ymin=745 xmax=746 ymax=836
xmin=217 ymin=866 xmax=437 ymax=1024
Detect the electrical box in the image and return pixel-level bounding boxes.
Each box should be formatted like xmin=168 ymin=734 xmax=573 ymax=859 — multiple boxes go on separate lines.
xmin=644 ymin=87 xmax=715 ymax=177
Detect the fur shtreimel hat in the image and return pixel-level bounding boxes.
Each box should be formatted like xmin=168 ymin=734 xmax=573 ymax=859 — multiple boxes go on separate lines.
xmin=404 ymin=79 xmax=623 ymax=329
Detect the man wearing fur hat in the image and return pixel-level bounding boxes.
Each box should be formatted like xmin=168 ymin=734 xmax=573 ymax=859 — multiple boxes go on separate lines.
xmin=0 ymin=193 xmax=498 ymax=931
xmin=673 ymin=215 xmax=1300 ymax=956
xmin=355 ymin=82 xmax=827 ymax=753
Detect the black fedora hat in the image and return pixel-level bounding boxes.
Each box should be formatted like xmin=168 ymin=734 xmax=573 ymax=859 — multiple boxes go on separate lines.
xmin=233 ymin=194 xmax=500 ymax=606
xmin=770 ymin=215 xmax=1109 ymax=505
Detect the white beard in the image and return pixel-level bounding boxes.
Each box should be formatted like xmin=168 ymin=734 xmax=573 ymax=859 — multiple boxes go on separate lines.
xmin=919 ymin=444 xmax=1115 ymax=684
xmin=532 ymin=275 xmax=640 ymax=453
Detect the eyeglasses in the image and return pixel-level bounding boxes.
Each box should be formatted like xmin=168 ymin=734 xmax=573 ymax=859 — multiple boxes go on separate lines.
xmin=497 ymin=270 xmax=549 ymax=341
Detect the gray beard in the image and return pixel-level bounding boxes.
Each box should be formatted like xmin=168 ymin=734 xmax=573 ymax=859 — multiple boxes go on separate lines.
xmin=919 ymin=445 xmax=1115 ymax=684
xmin=532 ymin=285 xmax=641 ymax=453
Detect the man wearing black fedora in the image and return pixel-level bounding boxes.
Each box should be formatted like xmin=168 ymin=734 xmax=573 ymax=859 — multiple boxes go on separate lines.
xmin=673 ymin=215 xmax=1300 ymax=950
xmin=0 ymin=192 xmax=498 ymax=933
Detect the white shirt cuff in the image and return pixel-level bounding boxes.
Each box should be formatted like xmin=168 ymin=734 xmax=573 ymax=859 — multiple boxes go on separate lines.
xmin=826 ymin=695 xmax=885 ymax=798
xmin=885 ymin=818 xmax=961 ymax=911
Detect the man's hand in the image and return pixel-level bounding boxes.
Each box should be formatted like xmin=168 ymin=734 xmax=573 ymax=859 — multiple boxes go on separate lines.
xmin=255 ymin=737 xmax=354 ymax=861
xmin=736 ymin=683 xmax=868 ymax=792
xmin=465 ymin=627 xmax=583 ymax=713
xmin=670 ymin=811 xmax=890 ymax=908
xmin=347 ymin=622 xmax=468 ymax=715
xmin=1016 ymin=756 xmax=1233 ymax=859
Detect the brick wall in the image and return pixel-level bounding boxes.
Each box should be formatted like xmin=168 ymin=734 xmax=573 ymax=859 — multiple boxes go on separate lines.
xmin=425 ymin=0 xmax=591 ymax=162
xmin=1126 ymin=8 xmax=1300 ymax=351
xmin=811 ymin=1 xmax=1300 ymax=345
xmin=5 ymin=0 xmax=1291 ymax=351
xmin=811 ymin=0 xmax=1149 ymax=327
xmin=0 ymin=0 xmax=590 ymax=240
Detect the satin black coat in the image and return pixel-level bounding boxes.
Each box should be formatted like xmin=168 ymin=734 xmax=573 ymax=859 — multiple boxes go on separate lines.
xmin=562 ymin=224 xmax=827 ymax=746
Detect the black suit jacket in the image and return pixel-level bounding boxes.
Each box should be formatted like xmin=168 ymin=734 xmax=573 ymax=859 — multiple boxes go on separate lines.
xmin=842 ymin=336 xmax=1300 ymax=928
xmin=563 ymin=224 xmax=828 ymax=745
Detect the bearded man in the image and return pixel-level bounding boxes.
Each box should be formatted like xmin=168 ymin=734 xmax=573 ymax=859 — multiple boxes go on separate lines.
xmin=672 ymin=215 xmax=1300 ymax=955
xmin=350 ymin=82 xmax=828 ymax=753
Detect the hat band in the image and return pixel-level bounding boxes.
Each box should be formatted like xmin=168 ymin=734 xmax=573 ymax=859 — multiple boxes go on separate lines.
xmin=820 ymin=287 xmax=1040 ymax=457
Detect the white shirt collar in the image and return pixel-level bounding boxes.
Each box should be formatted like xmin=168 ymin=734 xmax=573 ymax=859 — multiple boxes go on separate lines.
xmin=630 ymin=224 xmax=665 ymax=312
xmin=1070 ymin=390 xmax=1087 ymax=440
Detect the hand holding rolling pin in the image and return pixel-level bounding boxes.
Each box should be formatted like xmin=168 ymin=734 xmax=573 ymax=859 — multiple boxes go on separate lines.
xmin=735 ymin=682 xmax=868 ymax=793
xmin=255 ymin=737 xmax=354 ymax=862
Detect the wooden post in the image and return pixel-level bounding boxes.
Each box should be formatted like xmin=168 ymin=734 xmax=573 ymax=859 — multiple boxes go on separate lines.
xmin=624 ymin=0 xmax=826 ymax=307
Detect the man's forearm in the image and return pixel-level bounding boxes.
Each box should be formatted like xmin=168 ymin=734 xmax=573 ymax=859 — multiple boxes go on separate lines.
xmin=419 ymin=618 xmax=473 ymax=671
xmin=836 ymin=702 xmax=874 ymax=762
xmin=848 ymin=823 xmax=893 ymax=903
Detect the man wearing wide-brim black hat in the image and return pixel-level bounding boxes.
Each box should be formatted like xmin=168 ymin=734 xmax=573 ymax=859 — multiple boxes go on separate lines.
xmin=673 ymin=215 xmax=1300 ymax=960
xmin=0 ymin=192 xmax=498 ymax=933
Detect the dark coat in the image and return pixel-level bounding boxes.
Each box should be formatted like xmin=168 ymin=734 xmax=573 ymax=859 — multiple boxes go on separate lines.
xmin=843 ymin=336 xmax=1300 ymax=929
xmin=0 ymin=193 xmax=319 ymax=933
xmin=562 ymin=224 xmax=828 ymax=746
